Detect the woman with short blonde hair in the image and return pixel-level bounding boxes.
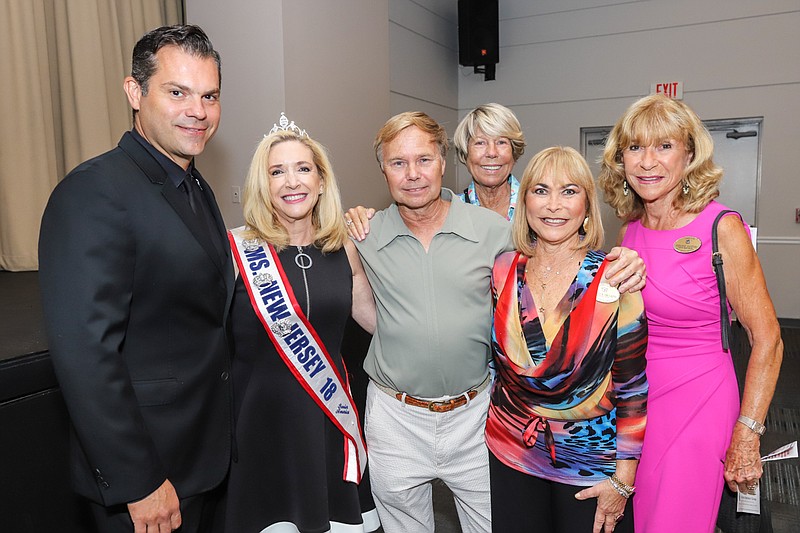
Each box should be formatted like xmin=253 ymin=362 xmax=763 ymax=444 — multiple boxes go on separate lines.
xmin=488 ymin=145 xmax=647 ymax=533
xmin=453 ymin=103 xmax=526 ymax=220
xmin=512 ymin=146 xmax=604 ymax=256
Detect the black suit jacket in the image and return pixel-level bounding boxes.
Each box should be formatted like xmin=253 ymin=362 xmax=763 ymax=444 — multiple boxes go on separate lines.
xmin=39 ymin=132 xmax=234 ymax=506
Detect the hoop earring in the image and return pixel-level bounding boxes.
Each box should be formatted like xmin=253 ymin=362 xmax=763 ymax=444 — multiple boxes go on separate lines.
xmin=623 ymin=181 xmax=629 ymax=197
xmin=583 ymin=216 xmax=589 ymax=233
xmin=682 ymin=181 xmax=689 ymax=195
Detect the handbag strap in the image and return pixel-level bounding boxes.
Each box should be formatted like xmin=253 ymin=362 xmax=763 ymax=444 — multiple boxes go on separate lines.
xmin=711 ymin=209 xmax=742 ymax=351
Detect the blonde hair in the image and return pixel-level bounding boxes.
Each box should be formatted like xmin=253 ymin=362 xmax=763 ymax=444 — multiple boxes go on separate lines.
xmin=374 ymin=111 xmax=448 ymax=166
xmin=513 ymin=146 xmax=604 ymax=256
xmin=598 ymin=94 xmax=723 ymax=221
xmin=242 ymin=130 xmax=347 ymax=253
xmin=453 ymin=103 xmax=526 ymax=165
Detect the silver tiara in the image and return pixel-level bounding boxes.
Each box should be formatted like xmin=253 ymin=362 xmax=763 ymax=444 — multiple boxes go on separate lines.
xmin=267 ymin=112 xmax=307 ymax=137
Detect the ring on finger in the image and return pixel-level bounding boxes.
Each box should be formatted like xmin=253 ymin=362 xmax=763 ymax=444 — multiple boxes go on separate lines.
xmin=345 ymin=218 xmax=352 ymax=226
xmin=746 ymin=481 xmax=758 ymax=491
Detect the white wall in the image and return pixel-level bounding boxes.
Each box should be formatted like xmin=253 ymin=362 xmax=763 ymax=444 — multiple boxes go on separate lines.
xmin=283 ymin=0 xmax=391 ymax=209
xmin=458 ymin=0 xmax=800 ymax=318
xmin=188 ymin=0 xmax=285 ymax=228
xmin=388 ymin=0 xmax=460 ymax=193
xmin=188 ymin=0 xmax=391 ymax=223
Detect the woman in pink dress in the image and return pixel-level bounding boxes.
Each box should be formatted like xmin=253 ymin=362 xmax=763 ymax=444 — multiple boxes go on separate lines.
xmin=598 ymin=94 xmax=783 ymax=532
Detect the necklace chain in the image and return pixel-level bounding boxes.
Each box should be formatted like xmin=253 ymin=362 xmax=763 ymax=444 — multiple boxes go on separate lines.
xmin=525 ymin=250 xmax=581 ymax=317
xmin=526 ymin=251 xmax=577 ymax=291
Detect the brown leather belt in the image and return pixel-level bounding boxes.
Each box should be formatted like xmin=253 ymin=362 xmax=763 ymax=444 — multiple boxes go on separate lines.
xmin=375 ymin=375 xmax=490 ymax=413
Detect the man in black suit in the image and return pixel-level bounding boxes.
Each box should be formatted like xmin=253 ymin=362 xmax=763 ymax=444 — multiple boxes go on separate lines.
xmin=39 ymin=25 xmax=233 ymax=532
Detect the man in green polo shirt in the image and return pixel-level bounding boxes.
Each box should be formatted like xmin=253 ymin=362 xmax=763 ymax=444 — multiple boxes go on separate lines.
xmin=351 ymin=112 xmax=508 ymax=532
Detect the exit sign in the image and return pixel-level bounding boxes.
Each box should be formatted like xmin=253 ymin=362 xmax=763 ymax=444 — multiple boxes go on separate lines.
xmin=650 ymin=81 xmax=684 ymax=99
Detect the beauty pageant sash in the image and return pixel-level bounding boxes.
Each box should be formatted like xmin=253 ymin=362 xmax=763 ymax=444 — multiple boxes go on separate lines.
xmin=229 ymin=227 xmax=366 ymax=483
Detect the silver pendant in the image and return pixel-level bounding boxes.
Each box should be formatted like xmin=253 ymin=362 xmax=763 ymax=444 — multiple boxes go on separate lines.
xmin=270 ymin=318 xmax=293 ymax=337
xmin=295 ymin=247 xmax=313 ymax=270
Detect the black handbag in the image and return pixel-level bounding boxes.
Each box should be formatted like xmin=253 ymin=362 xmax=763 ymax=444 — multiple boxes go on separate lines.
xmin=712 ymin=210 xmax=773 ymax=533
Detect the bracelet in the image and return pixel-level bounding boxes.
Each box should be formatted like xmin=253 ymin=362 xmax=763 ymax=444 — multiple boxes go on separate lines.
xmin=608 ymin=474 xmax=635 ymax=499
xmin=737 ymin=415 xmax=766 ymax=436
xmin=608 ymin=478 xmax=628 ymax=498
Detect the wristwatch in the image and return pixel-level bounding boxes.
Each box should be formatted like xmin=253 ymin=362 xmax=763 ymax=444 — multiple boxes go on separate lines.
xmin=737 ymin=415 xmax=766 ymax=436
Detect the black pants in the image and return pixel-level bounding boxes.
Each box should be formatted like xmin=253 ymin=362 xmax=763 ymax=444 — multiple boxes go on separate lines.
xmin=490 ymin=453 xmax=634 ymax=533
xmin=88 ymin=484 xmax=224 ymax=533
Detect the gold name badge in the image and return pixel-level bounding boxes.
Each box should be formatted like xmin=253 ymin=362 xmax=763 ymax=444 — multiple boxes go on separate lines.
xmin=673 ymin=236 xmax=702 ymax=253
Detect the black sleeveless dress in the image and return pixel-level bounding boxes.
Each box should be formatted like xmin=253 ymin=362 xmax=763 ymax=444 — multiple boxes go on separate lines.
xmin=225 ymin=245 xmax=366 ymax=532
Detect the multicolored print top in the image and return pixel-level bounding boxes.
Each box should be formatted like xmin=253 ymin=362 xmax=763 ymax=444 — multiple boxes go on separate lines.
xmin=486 ymin=249 xmax=648 ymax=486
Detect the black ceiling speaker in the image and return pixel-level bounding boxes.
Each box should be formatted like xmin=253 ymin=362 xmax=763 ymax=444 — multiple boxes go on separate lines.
xmin=458 ymin=0 xmax=499 ymax=81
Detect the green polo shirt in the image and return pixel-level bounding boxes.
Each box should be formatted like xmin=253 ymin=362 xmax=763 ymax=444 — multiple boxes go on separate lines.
xmin=355 ymin=188 xmax=512 ymax=398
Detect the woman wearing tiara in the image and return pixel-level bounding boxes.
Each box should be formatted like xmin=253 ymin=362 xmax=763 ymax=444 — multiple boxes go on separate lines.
xmin=224 ymin=114 xmax=378 ymax=532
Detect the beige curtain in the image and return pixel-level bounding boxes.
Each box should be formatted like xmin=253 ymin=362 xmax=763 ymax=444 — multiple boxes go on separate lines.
xmin=0 ymin=0 xmax=182 ymax=271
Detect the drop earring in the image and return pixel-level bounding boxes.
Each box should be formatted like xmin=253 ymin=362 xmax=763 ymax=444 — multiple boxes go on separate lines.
xmin=582 ymin=216 xmax=589 ymax=233
xmin=682 ymin=181 xmax=689 ymax=195
xmin=623 ymin=181 xmax=629 ymax=196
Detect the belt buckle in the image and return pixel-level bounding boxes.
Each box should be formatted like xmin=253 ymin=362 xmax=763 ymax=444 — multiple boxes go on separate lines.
xmin=428 ymin=399 xmax=454 ymax=412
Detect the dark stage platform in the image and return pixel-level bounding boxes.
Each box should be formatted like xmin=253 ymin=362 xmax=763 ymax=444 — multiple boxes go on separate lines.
xmin=0 ymin=271 xmax=47 ymax=361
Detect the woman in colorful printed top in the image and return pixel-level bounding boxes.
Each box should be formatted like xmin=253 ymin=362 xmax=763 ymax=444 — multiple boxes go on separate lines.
xmin=453 ymin=103 xmax=526 ymax=220
xmin=487 ymin=146 xmax=648 ymax=533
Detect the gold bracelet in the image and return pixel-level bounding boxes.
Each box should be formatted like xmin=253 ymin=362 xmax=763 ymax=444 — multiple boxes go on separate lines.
xmin=607 ymin=478 xmax=629 ymax=498
xmin=609 ymin=473 xmax=635 ymax=498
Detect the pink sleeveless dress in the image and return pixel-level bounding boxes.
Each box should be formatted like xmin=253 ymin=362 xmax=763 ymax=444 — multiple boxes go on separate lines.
xmin=623 ymin=201 xmax=745 ymax=532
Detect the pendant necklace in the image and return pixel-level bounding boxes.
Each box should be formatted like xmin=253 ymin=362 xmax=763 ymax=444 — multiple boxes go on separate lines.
xmin=526 ymin=251 xmax=579 ymax=316
xmin=295 ymin=246 xmax=313 ymax=318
